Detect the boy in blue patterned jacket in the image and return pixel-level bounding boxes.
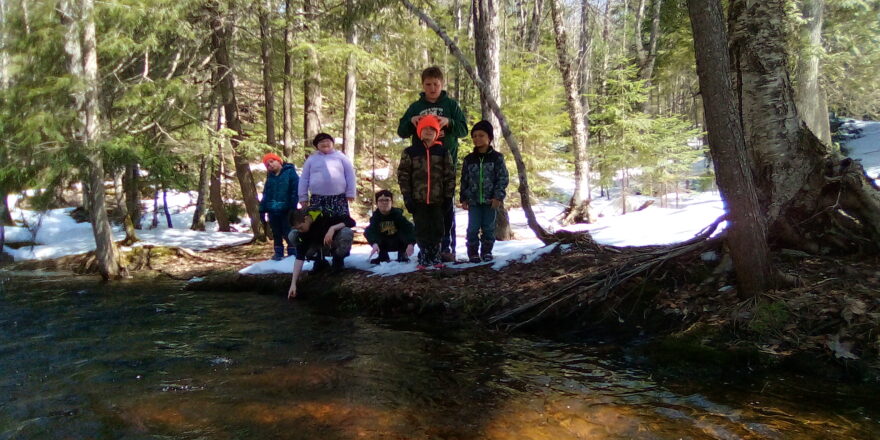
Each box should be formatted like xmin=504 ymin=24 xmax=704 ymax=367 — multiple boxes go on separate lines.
xmin=459 ymin=121 xmax=508 ymax=263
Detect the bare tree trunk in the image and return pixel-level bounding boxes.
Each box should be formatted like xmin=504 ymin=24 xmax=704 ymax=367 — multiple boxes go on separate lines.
xmin=61 ymin=0 xmax=126 ymax=280
xmin=473 ymin=0 xmax=502 ymax=135
xmin=303 ymin=0 xmax=323 ymax=152
xmin=259 ymin=3 xmax=276 ymax=147
xmin=191 ymin=154 xmax=210 ymax=231
xmin=730 ymin=0 xmax=880 ymax=251
xmin=209 ymin=6 xmax=266 ymax=241
xmin=402 ymin=0 xmax=554 ymax=243
xmin=343 ymin=3 xmax=357 ymax=159
xmin=793 ymin=0 xmax=830 ymax=145
xmin=577 ymin=0 xmax=593 ymax=150
xmin=162 ymin=187 xmax=172 ymax=228
xmin=550 ymin=0 xmax=592 ymax=224
xmin=115 ymin=169 xmax=139 ymax=245
xmin=151 ymin=185 xmax=159 ymax=229
xmin=526 ymin=0 xmax=545 ymax=52
xmin=123 ymin=163 xmax=141 ymax=229
xmin=688 ymin=0 xmax=774 ymax=297
xmin=210 ymin=105 xmax=231 ymax=232
xmin=0 ymin=188 xmax=13 ymax=226
xmin=282 ymin=0 xmax=295 ymax=159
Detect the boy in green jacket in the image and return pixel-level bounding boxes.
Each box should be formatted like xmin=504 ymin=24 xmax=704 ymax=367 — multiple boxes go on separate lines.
xmin=397 ymin=66 xmax=468 ymax=263
xmin=364 ymin=190 xmax=416 ymax=264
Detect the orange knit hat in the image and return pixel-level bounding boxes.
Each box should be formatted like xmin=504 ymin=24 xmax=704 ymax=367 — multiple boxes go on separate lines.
xmin=262 ymin=153 xmax=283 ymax=166
xmin=416 ymin=115 xmax=441 ymax=139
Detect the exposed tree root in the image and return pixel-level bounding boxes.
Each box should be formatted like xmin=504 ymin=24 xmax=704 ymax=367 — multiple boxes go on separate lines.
xmin=489 ymin=216 xmax=728 ymax=330
xmin=560 ymin=199 xmax=593 ymax=226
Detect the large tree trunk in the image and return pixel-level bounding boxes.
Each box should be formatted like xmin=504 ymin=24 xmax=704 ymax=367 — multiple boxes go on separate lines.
xmin=0 ymin=191 xmax=13 ymax=226
xmin=730 ymin=0 xmax=880 ymax=252
xmin=473 ymin=0 xmax=501 ymax=135
xmin=793 ymin=0 xmax=831 ymax=145
xmin=550 ymin=0 xmax=592 ymax=225
xmin=282 ymin=0 xmax=295 ymax=159
xmin=577 ymin=0 xmax=592 ymax=156
xmin=402 ymin=0 xmax=554 ymax=243
xmin=635 ymin=0 xmax=662 ymax=82
xmin=209 ymin=105 xmax=231 ymax=232
xmin=115 ymin=169 xmax=139 ymax=245
xmin=343 ymin=4 xmax=357 ymax=159
xmin=303 ymin=0 xmax=322 ymax=154
xmin=209 ymin=6 xmax=266 ymax=241
xmin=191 ymin=154 xmax=210 ymax=231
xmin=688 ymin=0 xmax=774 ymax=297
xmin=526 ymin=0 xmax=545 ymax=53
xmin=259 ymin=3 xmax=276 ymax=147
xmin=61 ymin=0 xmax=127 ymax=280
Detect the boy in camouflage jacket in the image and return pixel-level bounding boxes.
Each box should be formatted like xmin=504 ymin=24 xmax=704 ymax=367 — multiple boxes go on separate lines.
xmin=460 ymin=121 xmax=509 ymax=262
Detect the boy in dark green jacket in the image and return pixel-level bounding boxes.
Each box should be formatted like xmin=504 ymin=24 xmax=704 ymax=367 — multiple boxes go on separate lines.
xmin=364 ymin=190 xmax=416 ymax=264
xmin=397 ymin=66 xmax=468 ymax=262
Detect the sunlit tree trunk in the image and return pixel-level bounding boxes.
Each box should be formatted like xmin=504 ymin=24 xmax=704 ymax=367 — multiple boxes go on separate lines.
xmin=282 ymin=0 xmax=295 ymax=159
xmin=343 ymin=2 xmax=357 ymax=159
xmin=688 ymin=0 xmax=774 ymax=297
xmin=577 ymin=0 xmax=592 ymax=149
xmin=730 ymin=0 xmax=880 ymax=251
xmin=210 ymin=106 xmax=231 ymax=232
xmin=303 ymin=0 xmax=323 ymax=153
xmin=122 ymin=163 xmax=141 ymax=229
xmin=61 ymin=0 xmax=127 ymax=280
xmin=115 ymin=169 xmax=139 ymax=245
xmin=550 ymin=0 xmax=592 ymax=224
xmin=259 ymin=2 xmax=276 ymax=147
xmin=526 ymin=0 xmax=545 ymax=52
xmin=191 ymin=154 xmax=210 ymax=231
xmin=793 ymin=0 xmax=830 ymax=145
xmin=209 ymin=5 xmax=266 ymax=241
xmin=473 ymin=0 xmax=501 ymax=134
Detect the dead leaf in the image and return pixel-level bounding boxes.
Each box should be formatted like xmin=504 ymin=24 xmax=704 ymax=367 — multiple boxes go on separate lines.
xmin=826 ymin=334 xmax=860 ymax=360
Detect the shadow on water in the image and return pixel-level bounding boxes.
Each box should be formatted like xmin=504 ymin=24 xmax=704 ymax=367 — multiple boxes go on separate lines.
xmin=1 ymin=271 xmax=879 ymax=439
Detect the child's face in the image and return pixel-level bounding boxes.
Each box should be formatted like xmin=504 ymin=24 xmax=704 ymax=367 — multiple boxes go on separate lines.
xmin=471 ymin=130 xmax=491 ymax=149
xmin=294 ymin=218 xmax=312 ymax=233
xmin=316 ymin=139 xmax=335 ymax=154
xmin=421 ymin=77 xmax=443 ymax=102
xmin=265 ymin=159 xmax=282 ymax=173
xmin=420 ymin=126 xmax=439 ymax=145
xmin=376 ymin=196 xmax=393 ymax=214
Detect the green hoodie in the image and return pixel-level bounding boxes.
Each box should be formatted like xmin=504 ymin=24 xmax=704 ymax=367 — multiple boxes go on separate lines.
xmin=397 ymin=90 xmax=468 ymax=165
xmin=364 ymin=207 xmax=416 ymax=245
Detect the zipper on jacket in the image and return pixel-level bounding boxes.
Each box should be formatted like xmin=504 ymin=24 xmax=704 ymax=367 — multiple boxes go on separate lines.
xmin=478 ymin=156 xmax=484 ymax=204
xmin=425 ymin=145 xmax=432 ymax=204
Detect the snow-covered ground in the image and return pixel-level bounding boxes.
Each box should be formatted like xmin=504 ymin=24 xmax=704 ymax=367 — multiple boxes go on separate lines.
xmin=4 ymin=121 xmax=878 ymax=279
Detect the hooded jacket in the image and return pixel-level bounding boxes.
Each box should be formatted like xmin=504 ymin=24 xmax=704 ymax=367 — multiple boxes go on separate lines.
xmin=397 ymin=137 xmax=456 ymax=205
xmin=460 ymin=146 xmax=508 ymax=205
xmin=364 ymin=207 xmax=416 ymax=245
xmin=397 ymin=90 xmax=468 ymax=164
xmin=260 ymin=163 xmax=299 ymax=212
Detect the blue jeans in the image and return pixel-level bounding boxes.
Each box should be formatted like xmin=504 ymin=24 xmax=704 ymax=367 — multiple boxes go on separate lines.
xmin=268 ymin=210 xmax=293 ymax=256
xmin=466 ymin=204 xmax=496 ymax=247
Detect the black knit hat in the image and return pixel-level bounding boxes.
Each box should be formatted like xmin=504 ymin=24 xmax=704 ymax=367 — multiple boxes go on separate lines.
xmin=471 ymin=120 xmax=494 ymax=141
xmin=312 ymin=132 xmax=334 ymax=147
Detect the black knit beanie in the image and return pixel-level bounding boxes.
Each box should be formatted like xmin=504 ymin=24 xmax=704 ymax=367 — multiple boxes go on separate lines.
xmin=471 ymin=120 xmax=494 ymax=141
xmin=312 ymin=132 xmax=334 ymax=147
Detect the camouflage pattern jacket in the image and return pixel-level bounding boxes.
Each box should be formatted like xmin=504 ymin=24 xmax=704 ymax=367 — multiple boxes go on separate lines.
xmin=397 ymin=139 xmax=456 ymax=205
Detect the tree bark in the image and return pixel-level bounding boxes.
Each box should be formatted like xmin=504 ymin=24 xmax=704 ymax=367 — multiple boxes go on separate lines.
xmin=473 ymin=0 xmax=502 ymax=135
xmin=123 ymin=163 xmax=142 ymax=229
xmin=730 ymin=0 xmax=880 ymax=250
xmin=688 ymin=0 xmax=774 ymax=297
xmin=115 ymin=169 xmax=139 ymax=245
xmin=343 ymin=4 xmax=357 ymax=159
xmin=0 ymin=190 xmax=13 ymax=226
xmin=191 ymin=154 xmax=210 ymax=231
xmin=402 ymin=0 xmax=554 ymax=243
xmin=209 ymin=5 xmax=266 ymax=241
xmin=61 ymin=0 xmax=127 ymax=280
xmin=282 ymin=0 xmax=295 ymax=159
xmin=210 ymin=105 xmax=231 ymax=232
xmin=303 ymin=0 xmax=323 ymax=153
xmin=793 ymin=0 xmax=831 ymax=145
xmin=550 ymin=0 xmax=592 ymax=225
xmin=259 ymin=3 xmax=276 ymax=147
xmin=526 ymin=0 xmax=545 ymax=53
xmin=577 ymin=0 xmax=593 ymax=151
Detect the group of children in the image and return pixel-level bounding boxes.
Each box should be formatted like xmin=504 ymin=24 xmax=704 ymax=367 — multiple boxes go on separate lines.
xmin=256 ymin=66 xmax=510 ymax=300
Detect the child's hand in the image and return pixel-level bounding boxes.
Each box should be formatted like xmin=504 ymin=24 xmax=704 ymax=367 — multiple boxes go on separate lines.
xmin=461 ymin=202 xmax=469 ymax=210
xmin=491 ymin=199 xmax=501 ymax=209
xmin=323 ymin=230 xmax=335 ymax=246
xmin=406 ymin=244 xmax=415 ymax=257
xmin=410 ymin=115 xmax=422 ymax=126
xmin=437 ymin=116 xmax=449 ymax=127
xmin=369 ymin=244 xmax=379 ymax=257
xmin=288 ymin=282 xmax=297 ymax=300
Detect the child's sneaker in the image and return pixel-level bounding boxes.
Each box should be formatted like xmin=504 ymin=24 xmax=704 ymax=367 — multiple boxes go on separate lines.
xmin=433 ymin=263 xmax=446 ymax=269
xmin=416 ymin=264 xmax=428 ymax=270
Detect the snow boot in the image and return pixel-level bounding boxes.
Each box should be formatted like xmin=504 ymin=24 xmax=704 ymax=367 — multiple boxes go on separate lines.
xmin=480 ymin=240 xmax=494 ymax=262
xmin=331 ymin=255 xmax=345 ymax=272
xmin=271 ymin=246 xmax=285 ymax=261
xmin=370 ymin=250 xmax=391 ymax=265
xmin=467 ymin=243 xmax=481 ymax=263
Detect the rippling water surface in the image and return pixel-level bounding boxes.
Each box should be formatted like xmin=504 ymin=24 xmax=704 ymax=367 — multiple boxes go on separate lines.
xmin=0 ymin=273 xmax=877 ymax=439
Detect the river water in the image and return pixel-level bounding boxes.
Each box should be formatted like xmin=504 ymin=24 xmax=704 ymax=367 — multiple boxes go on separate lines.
xmin=1 ymin=272 xmax=878 ymax=439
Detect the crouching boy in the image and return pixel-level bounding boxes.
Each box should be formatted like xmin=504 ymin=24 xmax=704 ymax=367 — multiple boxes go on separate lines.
xmin=287 ymin=208 xmax=355 ymax=299
xmin=365 ymin=190 xmax=416 ymax=264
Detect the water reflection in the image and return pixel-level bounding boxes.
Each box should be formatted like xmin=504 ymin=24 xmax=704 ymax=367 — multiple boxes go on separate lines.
xmin=0 ymin=273 xmax=877 ymax=439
